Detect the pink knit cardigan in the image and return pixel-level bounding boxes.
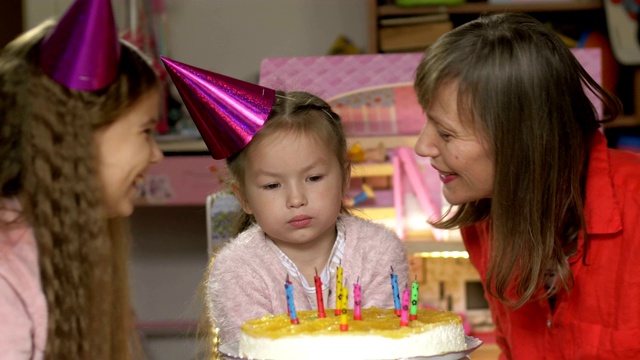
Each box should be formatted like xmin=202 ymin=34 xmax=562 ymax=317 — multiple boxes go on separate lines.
xmin=207 ymin=214 xmax=410 ymax=343
xmin=0 ymin=198 xmax=47 ymax=360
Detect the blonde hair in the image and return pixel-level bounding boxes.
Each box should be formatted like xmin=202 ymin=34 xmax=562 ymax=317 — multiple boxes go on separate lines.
xmin=197 ymin=91 xmax=351 ymax=358
xmin=0 ymin=21 xmax=159 ymax=359
xmin=226 ymin=90 xmax=351 ymax=235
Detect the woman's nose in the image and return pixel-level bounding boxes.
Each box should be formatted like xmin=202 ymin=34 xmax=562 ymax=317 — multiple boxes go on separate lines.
xmin=414 ymin=122 xmax=439 ymax=159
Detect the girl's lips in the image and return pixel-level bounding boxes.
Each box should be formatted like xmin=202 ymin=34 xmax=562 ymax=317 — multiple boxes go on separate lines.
xmin=289 ymin=215 xmax=312 ymax=228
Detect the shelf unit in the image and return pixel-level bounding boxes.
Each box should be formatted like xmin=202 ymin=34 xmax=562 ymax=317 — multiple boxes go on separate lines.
xmin=368 ymin=0 xmax=604 ymax=53
xmin=367 ymin=0 xmax=640 ymax=129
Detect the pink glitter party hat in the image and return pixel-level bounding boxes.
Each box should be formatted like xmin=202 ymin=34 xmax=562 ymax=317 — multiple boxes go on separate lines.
xmin=161 ymin=57 xmax=276 ymax=159
xmin=40 ymin=0 xmax=120 ymax=91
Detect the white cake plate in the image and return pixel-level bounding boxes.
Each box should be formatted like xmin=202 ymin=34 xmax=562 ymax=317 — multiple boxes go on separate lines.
xmin=218 ymin=335 xmax=483 ymax=360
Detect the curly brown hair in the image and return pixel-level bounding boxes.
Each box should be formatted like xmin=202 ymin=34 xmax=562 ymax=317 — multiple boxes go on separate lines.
xmin=0 ymin=21 xmax=159 ymax=359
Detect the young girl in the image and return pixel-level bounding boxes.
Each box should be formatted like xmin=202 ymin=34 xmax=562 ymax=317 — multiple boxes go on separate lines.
xmin=162 ymin=58 xmax=410 ymax=344
xmin=0 ymin=0 xmax=163 ymax=358
xmin=414 ymin=13 xmax=639 ymax=358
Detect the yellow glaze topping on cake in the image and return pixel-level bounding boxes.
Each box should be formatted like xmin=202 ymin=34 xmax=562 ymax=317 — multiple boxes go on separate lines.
xmin=241 ymin=307 xmax=462 ymax=339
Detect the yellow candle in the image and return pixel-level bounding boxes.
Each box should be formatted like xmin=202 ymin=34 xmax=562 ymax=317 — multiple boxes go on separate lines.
xmin=340 ymin=285 xmax=349 ymax=331
xmin=335 ymin=266 xmax=343 ymax=316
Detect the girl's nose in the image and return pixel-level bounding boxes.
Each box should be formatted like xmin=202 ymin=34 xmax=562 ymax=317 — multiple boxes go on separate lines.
xmin=287 ymin=186 xmax=307 ymax=208
xmin=150 ymin=138 xmax=164 ymax=164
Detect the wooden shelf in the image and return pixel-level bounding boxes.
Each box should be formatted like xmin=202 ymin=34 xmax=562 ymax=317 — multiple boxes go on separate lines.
xmin=605 ymin=114 xmax=640 ymax=128
xmin=352 ymin=162 xmax=395 ymax=177
xmin=353 ymin=206 xmax=397 ymax=220
xmin=404 ymin=240 xmax=466 ymax=253
xmin=368 ymin=0 xmax=605 ymax=53
xmin=157 ymin=138 xmax=207 ymax=153
xmin=158 ymin=135 xmax=419 ymax=154
xmin=377 ymin=0 xmax=603 ymax=17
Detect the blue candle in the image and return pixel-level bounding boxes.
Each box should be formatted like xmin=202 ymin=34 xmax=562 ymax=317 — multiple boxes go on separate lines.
xmin=390 ymin=266 xmax=401 ymax=316
xmin=285 ymin=282 xmax=299 ymax=324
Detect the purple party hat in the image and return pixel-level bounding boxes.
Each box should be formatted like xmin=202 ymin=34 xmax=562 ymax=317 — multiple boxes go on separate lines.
xmin=161 ymin=57 xmax=276 ymax=160
xmin=40 ymin=0 xmax=120 ymax=91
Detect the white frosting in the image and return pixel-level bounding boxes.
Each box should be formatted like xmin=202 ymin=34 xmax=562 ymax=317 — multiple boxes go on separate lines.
xmin=239 ymin=322 xmax=466 ymax=360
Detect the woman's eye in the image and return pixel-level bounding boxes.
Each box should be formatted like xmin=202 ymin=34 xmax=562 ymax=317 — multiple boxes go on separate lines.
xmin=308 ymin=175 xmax=323 ymax=182
xmin=437 ymin=130 xmax=452 ymax=140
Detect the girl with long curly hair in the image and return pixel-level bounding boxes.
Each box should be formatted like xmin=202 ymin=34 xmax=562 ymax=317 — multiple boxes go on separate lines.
xmin=0 ymin=0 xmax=163 ymax=358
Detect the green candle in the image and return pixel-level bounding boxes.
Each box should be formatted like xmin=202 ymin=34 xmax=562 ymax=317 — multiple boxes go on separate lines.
xmin=410 ymin=279 xmax=419 ymax=320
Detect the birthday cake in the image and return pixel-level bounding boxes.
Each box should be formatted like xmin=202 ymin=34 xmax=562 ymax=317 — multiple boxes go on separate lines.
xmin=238 ymin=307 xmax=466 ymax=360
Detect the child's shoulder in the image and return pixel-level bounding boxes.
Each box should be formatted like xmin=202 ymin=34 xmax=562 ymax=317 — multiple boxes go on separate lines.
xmin=212 ymin=224 xmax=269 ymax=264
xmin=341 ymin=214 xmax=400 ymax=243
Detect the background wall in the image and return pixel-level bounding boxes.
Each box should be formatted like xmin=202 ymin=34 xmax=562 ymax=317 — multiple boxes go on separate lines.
xmin=23 ymin=1 xmax=368 ymax=359
xmin=25 ymin=0 xmax=369 ymax=82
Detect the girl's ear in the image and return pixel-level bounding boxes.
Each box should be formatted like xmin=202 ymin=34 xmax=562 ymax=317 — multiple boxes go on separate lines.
xmin=231 ymin=182 xmax=253 ymax=215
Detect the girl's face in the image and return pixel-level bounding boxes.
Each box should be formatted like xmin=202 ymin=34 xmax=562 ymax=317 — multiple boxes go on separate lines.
xmin=237 ymin=131 xmax=346 ymax=250
xmin=414 ymin=81 xmax=494 ymax=205
xmin=95 ymin=90 xmax=164 ymax=218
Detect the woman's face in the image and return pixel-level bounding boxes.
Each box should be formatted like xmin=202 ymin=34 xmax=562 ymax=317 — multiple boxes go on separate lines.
xmin=414 ymin=81 xmax=494 ymax=205
xmin=94 ymin=90 xmax=164 ymax=218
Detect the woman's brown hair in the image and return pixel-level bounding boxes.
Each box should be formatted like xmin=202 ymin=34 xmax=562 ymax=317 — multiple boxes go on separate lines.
xmin=414 ymin=13 xmax=621 ymax=308
xmin=0 ymin=21 xmax=159 ymax=359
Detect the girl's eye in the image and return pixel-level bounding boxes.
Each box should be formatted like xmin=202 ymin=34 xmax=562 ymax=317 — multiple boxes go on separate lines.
xmin=308 ymin=175 xmax=323 ymax=182
xmin=263 ymin=183 xmax=280 ymax=190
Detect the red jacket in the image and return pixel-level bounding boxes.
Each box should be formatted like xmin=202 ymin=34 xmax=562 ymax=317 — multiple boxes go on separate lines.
xmin=462 ymin=132 xmax=640 ymax=359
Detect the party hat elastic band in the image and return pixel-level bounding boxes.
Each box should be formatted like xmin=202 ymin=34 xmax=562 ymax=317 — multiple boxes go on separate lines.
xmin=40 ymin=0 xmax=120 ymax=91
xmin=161 ymin=57 xmax=276 ymax=160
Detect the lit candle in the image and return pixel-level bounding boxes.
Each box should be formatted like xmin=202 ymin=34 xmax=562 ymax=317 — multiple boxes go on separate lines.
xmin=340 ymin=283 xmax=349 ymax=331
xmin=335 ymin=265 xmax=343 ymax=316
xmin=400 ymin=286 xmax=409 ymax=327
xmin=285 ymin=279 xmax=299 ymax=325
xmin=410 ymin=277 xmax=419 ymax=321
xmin=314 ymin=268 xmax=326 ymax=318
xmin=354 ymin=278 xmax=362 ymax=321
xmin=390 ymin=266 xmax=401 ymax=316
xmin=285 ymin=275 xmax=292 ymax=316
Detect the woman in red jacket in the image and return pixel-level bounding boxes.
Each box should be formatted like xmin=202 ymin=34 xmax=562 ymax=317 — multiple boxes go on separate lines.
xmin=413 ymin=12 xmax=640 ymax=359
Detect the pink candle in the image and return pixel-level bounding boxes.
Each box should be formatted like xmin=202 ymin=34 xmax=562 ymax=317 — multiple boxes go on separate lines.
xmin=354 ymin=280 xmax=362 ymax=321
xmin=400 ymin=287 xmax=409 ymax=327
xmin=314 ymin=268 xmax=326 ymax=318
